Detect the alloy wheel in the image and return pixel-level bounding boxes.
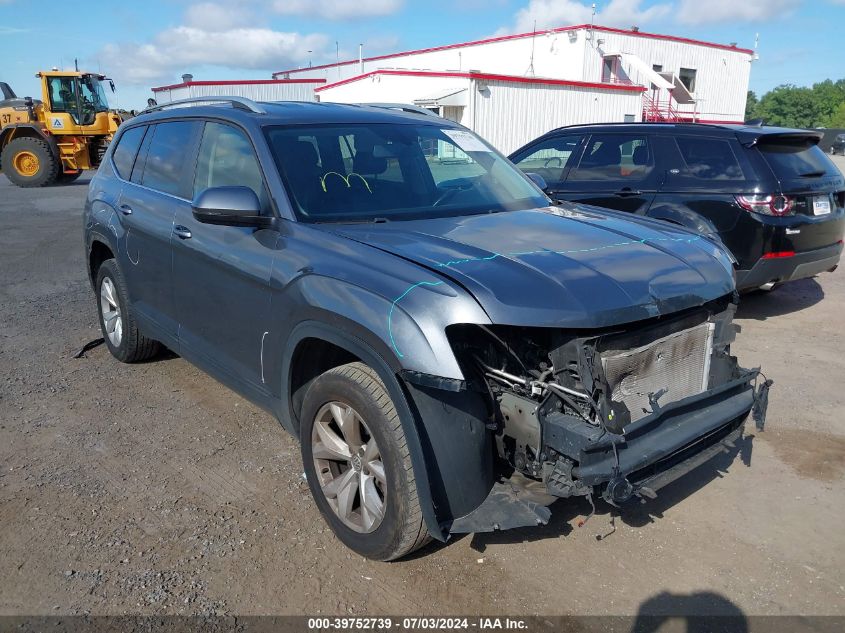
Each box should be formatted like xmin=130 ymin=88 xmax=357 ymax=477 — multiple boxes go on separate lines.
xmin=99 ymin=277 xmax=123 ymax=347
xmin=311 ymin=401 xmax=387 ymax=533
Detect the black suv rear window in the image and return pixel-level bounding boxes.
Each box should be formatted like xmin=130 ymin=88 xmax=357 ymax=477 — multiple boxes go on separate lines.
xmin=674 ymin=137 xmax=747 ymax=181
xmin=757 ymin=139 xmax=838 ymax=179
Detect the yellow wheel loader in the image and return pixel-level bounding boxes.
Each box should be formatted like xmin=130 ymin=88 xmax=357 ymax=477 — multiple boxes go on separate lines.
xmin=0 ymin=70 xmax=125 ymax=187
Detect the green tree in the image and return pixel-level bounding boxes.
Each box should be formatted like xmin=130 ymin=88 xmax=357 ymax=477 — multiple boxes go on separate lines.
xmin=754 ymin=84 xmax=820 ymax=128
xmin=826 ymin=102 xmax=845 ymax=128
xmin=750 ymin=78 xmax=845 ymax=128
xmin=745 ymin=90 xmax=758 ymax=121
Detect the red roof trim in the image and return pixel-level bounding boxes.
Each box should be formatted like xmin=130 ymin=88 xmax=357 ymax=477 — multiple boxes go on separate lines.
xmin=152 ymin=78 xmax=326 ymax=92
xmin=274 ymin=24 xmax=753 ymax=77
xmin=314 ymin=69 xmax=646 ymax=93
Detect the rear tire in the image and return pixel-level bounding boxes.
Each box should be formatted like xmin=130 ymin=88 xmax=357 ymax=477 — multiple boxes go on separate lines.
xmin=1 ymin=137 xmax=60 ymax=187
xmin=300 ymin=362 xmax=430 ymax=561
xmin=95 ymin=259 xmax=160 ymax=363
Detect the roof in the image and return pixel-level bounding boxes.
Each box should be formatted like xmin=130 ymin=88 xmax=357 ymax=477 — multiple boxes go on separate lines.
xmin=128 ymin=100 xmax=457 ymax=127
xmin=273 ymin=23 xmax=754 ymax=78
xmin=151 ymin=78 xmax=326 ymax=93
xmin=315 ymin=69 xmax=646 ymax=94
xmin=537 ymin=122 xmax=822 ymax=139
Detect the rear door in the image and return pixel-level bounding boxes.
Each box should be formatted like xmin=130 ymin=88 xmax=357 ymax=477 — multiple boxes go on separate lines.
xmin=171 ymin=120 xmax=278 ymax=390
xmin=556 ymin=132 xmax=660 ymax=214
xmin=116 ymin=119 xmax=202 ymax=342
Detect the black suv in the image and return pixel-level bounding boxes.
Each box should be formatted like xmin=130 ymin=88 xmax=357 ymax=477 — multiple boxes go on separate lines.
xmin=831 ymin=133 xmax=845 ymax=156
xmin=510 ymin=123 xmax=844 ymax=291
xmin=84 ymin=99 xmax=766 ymax=560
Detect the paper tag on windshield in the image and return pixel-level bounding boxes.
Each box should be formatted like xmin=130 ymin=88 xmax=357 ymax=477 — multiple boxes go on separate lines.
xmin=442 ymin=129 xmax=491 ymax=152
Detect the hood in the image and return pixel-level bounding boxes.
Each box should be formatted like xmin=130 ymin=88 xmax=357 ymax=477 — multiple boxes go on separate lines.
xmin=325 ymin=205 xmax=736 ymax=329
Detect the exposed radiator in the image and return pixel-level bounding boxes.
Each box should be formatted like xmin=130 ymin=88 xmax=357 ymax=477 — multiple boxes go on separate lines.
xmin=600 ymin=321 xmax=714 ymax=423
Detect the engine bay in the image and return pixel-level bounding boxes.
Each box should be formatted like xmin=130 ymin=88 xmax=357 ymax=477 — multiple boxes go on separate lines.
xmin=446 ymin=294 xmax=758 ymax=505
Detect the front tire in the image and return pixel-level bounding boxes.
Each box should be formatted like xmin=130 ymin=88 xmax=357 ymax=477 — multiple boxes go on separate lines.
xmin=1 ymin=137 xmax=60 ymax=187
xmin=95 ymin=259 xmax=160 ymax=363
xmin=301 ymin=362 xmax=430 ymax=561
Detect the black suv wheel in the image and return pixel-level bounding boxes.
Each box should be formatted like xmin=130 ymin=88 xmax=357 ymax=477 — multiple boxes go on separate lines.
xmin=300 ymin=362 xmax=430 ymax=561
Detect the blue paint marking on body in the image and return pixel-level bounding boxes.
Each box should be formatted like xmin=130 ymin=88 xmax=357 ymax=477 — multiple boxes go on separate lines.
xmin=387 ymin=235 xmax=705 ymax=357
xmin=387 ymin=280 xmax=444 ymax=358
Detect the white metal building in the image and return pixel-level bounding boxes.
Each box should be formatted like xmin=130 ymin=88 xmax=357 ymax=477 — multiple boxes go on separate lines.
xmin=151 ymin=77 xmax=325 ymax=104
xmin=313 ymin=70 xmax=645 ymax=154
xmin=270 ymin=24 xmax=754 ymax=153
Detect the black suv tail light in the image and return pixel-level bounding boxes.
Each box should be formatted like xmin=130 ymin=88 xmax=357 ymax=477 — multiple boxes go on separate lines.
xmin=735 ymin=194 xmax=794 ymax=216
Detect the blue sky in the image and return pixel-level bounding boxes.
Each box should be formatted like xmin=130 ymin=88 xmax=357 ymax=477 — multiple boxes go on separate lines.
xmin=1 ymin=0 xmax=843 ymax=110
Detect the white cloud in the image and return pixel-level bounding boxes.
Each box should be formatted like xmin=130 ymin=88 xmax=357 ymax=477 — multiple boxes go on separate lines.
xmin=184 ymin=2 xmax=257 ymax=31
xmin=501 ymin=0 xmax=672 ymax=34
xmin=676 ymin=0 xmax=801 ymax=24
xmin=270 ymin=0 xmax=404 ymax=20
xmin=98 ymin=26 xmax=328 ymax=85
xmin=93 ymin=0 xmax=405 ymax=87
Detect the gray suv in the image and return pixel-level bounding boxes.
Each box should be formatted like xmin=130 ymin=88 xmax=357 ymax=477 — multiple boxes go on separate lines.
xmin=84 ymin=98 xmax=767 ymax=560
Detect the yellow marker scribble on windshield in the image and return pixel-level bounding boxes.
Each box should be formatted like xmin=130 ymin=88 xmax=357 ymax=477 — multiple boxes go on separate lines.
xmin=346 ymin=173 xmax=372 ymax=193
xmin=320 ymin=172 xmax=373 ymax=194
xmin=320 ymin=172 xmax=347 ymax=192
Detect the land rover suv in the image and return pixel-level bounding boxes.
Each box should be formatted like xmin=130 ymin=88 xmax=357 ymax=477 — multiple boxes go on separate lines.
xmin=510 ymin=123 xmax=845 ymax=291
xmin=84 ymin=99 xmax=767 ymax=560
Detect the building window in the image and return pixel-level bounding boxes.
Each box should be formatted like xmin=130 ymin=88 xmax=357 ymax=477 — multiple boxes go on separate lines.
xmin=651 ymin=64 xmax=663 ymax=90
xmin=601 ymin=56 xmax=618 ymax=83
xmin=679 ymin=67 xmax=697 ymax=93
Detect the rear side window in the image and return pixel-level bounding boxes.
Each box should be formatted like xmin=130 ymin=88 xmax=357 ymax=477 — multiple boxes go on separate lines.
xmin=111 ymin=126 xmax=146 ymax=179
xmin=757 ymin=140 xmax=838 ymax=179
xmin=194 ymin=122 xmax=265 ymax=202
xmin=674 ymin=137 xmax=747 ymax=181
xmin=511 ymin=134 xmax=582 ymax=188
xmin=140 ymin=121 xmax=197 ymax=197
xmin=569 ymin=134 xmax=654 ymax=181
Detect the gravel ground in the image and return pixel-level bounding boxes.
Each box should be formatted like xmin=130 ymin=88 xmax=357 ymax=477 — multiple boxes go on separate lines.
xmin=0 ymin=164 xmax=843 ymax=621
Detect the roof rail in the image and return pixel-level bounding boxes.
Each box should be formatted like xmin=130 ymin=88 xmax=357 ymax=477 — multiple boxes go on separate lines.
xmin=361 ymin=103 xmax=441 ymax=118
xmin=139 ymin=96 xmax=266 ymax=115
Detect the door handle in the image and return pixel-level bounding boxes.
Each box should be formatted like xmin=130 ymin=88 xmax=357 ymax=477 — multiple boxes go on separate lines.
xmin=119 ymin=204 xmax=133 ymax=215
xmin=173 ymin=225 xmax=192 ymax=240
xmin=614 ymin=188 xmax=643 ymax=197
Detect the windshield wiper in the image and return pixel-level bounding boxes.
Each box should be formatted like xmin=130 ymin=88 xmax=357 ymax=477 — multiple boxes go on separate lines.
xmin=798 ymin=170 xmax=826 ymax=178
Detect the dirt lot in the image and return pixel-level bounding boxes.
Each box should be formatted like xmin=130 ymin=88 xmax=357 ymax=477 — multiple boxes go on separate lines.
xmin=1 ymin=162 xmax=844 ymax=622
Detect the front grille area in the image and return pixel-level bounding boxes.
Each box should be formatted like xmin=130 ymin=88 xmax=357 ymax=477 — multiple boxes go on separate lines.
xmin=600 ymin=321 xmax=714 ymax=423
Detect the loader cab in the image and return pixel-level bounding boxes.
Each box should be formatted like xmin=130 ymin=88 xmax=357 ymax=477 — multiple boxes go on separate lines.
xmin=39 ymin=71 xmax=113 ymax=129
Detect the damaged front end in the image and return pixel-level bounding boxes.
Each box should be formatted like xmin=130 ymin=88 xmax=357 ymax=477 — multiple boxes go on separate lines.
xmin=440 ymin=293 xmax=771 ymax=534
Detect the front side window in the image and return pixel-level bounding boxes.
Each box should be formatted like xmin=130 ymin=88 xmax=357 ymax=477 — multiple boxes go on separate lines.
xmin=568 ymin=134 xmax=654 ymax=182
xmin=140 ymin=121 xmax=198 ymax=197
xmin=266 ymin=123 xmax=547 ymax=223
xmin=511 ymin=134 xmax=583 ymax=188
xmin=194 ymin=122 xmax=265 ymax=203
xmin=111 ymin=125 xmax=146 ymax=180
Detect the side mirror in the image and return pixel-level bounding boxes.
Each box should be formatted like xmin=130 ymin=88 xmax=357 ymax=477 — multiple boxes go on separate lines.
xmin=192 ymin=186 xmax=271 ymax=228
xmin=525 ymin=172 xmax=548 ymax=192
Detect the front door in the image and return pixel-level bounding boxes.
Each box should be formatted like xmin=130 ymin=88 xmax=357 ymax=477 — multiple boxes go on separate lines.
xmin=557 ymin=132 xmax=660 ymax=215
xmin=171 ymin=120 xmax=279 ymax=389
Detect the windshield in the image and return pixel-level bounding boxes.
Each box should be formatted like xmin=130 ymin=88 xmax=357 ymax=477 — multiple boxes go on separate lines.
xmin=79 ymin=75 xmax=110 ymax=113
xmin=266 ymin=123 xmax=548 ymax=222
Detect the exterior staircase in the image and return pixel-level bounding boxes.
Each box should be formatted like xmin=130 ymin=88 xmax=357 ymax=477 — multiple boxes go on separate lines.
xmin=642 ymin=92 xmax=680 ymax=122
